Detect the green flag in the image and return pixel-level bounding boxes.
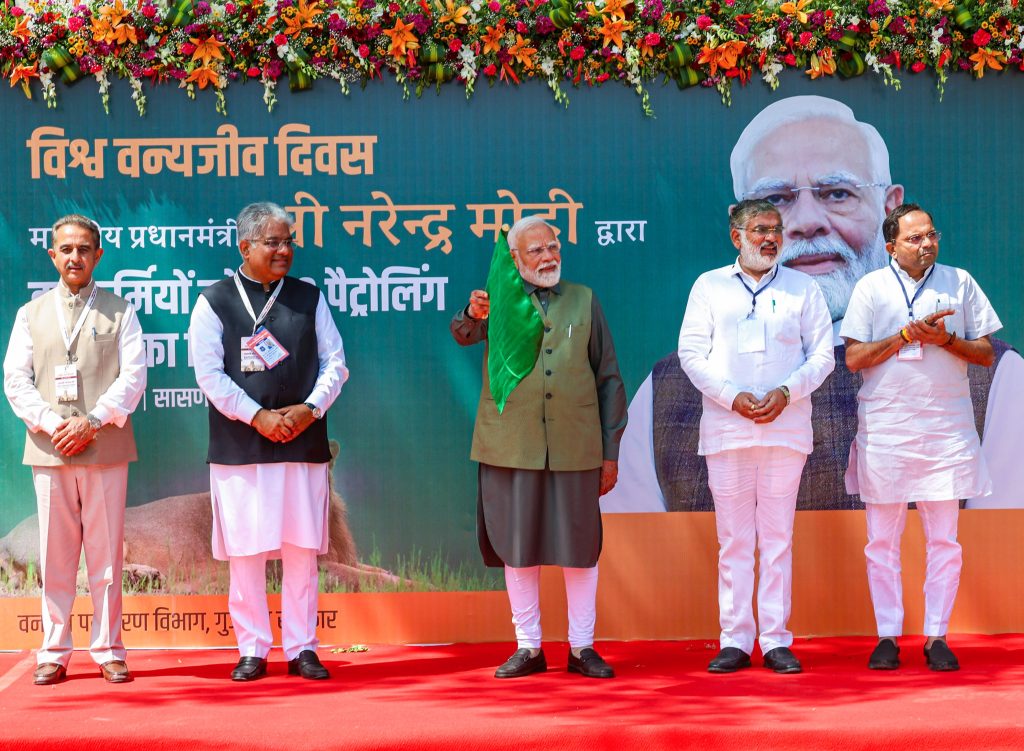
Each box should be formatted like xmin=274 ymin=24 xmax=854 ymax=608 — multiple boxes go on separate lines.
xmin=485 ymin=230 xmax=544 ymax=413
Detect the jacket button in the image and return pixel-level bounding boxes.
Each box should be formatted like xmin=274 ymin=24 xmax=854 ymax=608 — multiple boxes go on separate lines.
xmin=545 ymin=370 xmax=552 ymax=376
xmin=71 ymin=355 xmax=78 ymax=362
xmin=545 ymin=393 xmax=552 ymax=399
xmin=545 ymin=348 xmax=552 ymax=354
xmin=71 ymin=409 xmax=79 ymax=416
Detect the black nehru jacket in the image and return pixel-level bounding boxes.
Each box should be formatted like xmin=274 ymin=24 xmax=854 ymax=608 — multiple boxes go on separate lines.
xmin=201 ymin=274 xmax=330 ymax=465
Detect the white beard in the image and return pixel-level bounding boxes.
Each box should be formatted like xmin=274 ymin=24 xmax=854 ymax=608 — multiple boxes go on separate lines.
xmin=780 ymin=229 xmax=888 ymax=321
xmin=738 ymin=235 xmax=778 ymax=273
xmin=519 ymin=262 xmax=561 ymax=288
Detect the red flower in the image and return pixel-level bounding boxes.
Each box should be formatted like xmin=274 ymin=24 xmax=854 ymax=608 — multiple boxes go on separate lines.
xmin=181 ymin=42 xmax=197 ymax=55
xmin=910 ymin=60 xmax=926 ymax=73
xmin=247 ymin=66 xmax=261 ymax=77
xmin=799 ymin=31 xmax=813 ymax=47
xmin=784 ymin=53 xmax=797 ymax=66
xmin=274 ymin=33 xmax=288 ymax=46
xmin=141 ymin=4 xmax=157 ymax=18
xmin=696 ymin=15 xmax=713 ymax=30
xmin=644 ymin=32 xmax=661 ymax=47
xmin=570 ymin=45 xmax=586 ymax=60
xmin=11 ymin=6 xmax=24 ymax=16
xmin=596 ymin=72 xmax=610 ymax=82
xmin=358 ymin=44 xmax=370 ymax=57
xmin=483 ymin=63 xmax=498 ymax=76
xmin=973 ymin=29 xmax=992 ymax=48
xmin=449 ymin=38 xmax=463 ymax=52
xmin=488 ymin=1 xmax=500 ymax=10
xmin=68 ymin=16 xmax=85 ymax=31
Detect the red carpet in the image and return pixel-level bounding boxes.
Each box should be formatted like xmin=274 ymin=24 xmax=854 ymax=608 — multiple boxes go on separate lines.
xmin=2 ymin=635 xmax=1023 ymax=750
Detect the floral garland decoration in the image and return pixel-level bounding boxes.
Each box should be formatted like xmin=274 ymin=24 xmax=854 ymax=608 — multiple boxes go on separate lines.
xmin=1 ymin=0 xmax=1021 ymax=117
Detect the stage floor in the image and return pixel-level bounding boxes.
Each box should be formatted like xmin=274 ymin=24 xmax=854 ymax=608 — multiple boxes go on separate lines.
xmin=3 ymin=635 xmax=1023 ymax=750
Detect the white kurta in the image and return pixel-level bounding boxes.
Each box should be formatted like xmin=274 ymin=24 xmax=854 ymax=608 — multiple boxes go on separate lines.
xmin=677 ymin=261 xmax=835 ymax=456
xmin=189 ymin=276 xmax=349 ymax=559
xmin=840 ymin=262 xmax=1002 ymax=504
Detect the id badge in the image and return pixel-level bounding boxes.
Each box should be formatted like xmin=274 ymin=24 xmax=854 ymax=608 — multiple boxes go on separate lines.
xmin=737 ymin=317 xmax=766 ymax=354
xmin=54 ymin=363 xmax=78 ymax=402
xmin=897 ymin=340 xmax=923 ymax=361
xmin=240 ymin=337 xmax=266 ymax=372
xmin=246 ymin=326 xmax=290 ymax=369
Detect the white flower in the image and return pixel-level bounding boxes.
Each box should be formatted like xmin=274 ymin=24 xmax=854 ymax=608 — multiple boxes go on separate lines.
xmin=539 ymin=56 xmax=555 ymax=76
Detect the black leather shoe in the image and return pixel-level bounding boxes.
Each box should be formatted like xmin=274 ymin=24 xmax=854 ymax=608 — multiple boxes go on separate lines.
xmin=288 ymin=650 xmax=330 ymax=680
xmin=567 ymin=648 xmax=615 ymax=679
xmin=231 ymin=656 xmax=268 ymax=681
xmin=494 ymin=648 xmax=546 ymax=678
xmin=33 ymin=663 xmax=67 ymax=686
xmin=924 ymin=640 xmax=960 ymax=672
xmin=707 ymin=647 xmax=751 ymax=673
xmin=763 ymin=647 xmax=802 ymax=674
xmin=868 ymin=639 xmax=900 ymax=670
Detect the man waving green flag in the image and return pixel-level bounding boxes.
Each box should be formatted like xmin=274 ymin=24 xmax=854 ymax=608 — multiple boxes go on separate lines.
xmin=451 ymin=215 xmax=628 ymax=681
xmin=484 ymin=229 xmax=544 ymax=413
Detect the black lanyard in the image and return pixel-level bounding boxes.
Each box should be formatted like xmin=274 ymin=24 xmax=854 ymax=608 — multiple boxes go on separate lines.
xmin=735 ymin=264 xmax=778 ymax=318
xmin=888 ymin=260 xmax=934 ymax=320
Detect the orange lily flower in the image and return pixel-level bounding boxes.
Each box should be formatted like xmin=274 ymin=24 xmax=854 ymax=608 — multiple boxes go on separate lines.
xmin=12 ymin=18 xmax=31 ymax=43
xmin=438 ymin=0 xmax=471 ymax=25
xmin=283 ymin=0 xmax=323 ymax=37
xmin=9 ymin=62 xmax=39 ymax=98
xmin=697 ymin=40 xmax=746 ymax=76
xmin=806 ymin=48 xmax=836 ymax=79
xmin=191 ymin=36 xmax=227 ymax=66
xmin=970 ymin=48 xmax=1005 ymax=78
xmin=508 ymin=34 xmax=537 ymax=68
xmin=779 ymin=0 xmax=811 ymax=24
xmin=481 ymin=23 xmax=505 ymax=54
xmin=597 ymin=16 xmax=633 ymax=48
xmin=98 ymin=0 xmax=130 ymax=26
xmin=384 ymin=17 xmax=420 ymax=58
xmin=186 ymin=66 xmax=220 ymax=89
xmin=586 ymin=0 xmax=632 ymax=22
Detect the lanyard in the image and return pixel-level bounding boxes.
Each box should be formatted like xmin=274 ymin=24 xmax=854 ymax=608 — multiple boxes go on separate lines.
xmin=54 ymin=284 xmax=98 ymax=361
xmin=234 ymin=272 xmax=285 ymax=335
xmin=734 ymin=264 xmax=778 ymax=317
xmin=888 ymin=260 xmax=934 ymax=320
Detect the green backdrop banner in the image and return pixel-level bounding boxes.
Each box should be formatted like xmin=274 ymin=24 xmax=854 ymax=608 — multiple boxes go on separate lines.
xmin=1 ymin=75 xmax=1021 ymax=590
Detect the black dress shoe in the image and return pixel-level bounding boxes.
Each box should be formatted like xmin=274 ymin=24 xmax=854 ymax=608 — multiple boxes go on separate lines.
xmin=288 ymin=650 xmax=330 ymax=680
xmin=494 ymin=648 xmax=546 ymax=678
xmin=33 ymin=663 xmax=67 ymax=686
xmin=567 ymin=648 xmax=615 ymax=679
xmin=231 ymin=656 xmax=268 ymax=681
xmin=924 ymin=640 xmax=960 ymax=672
xmin=763 ymin=647 xmax=802 ymax=674
xmin=707 ymin=647 xmax=751 ymax=673
xmin=868 ymin=639 xmax=900 ymax=670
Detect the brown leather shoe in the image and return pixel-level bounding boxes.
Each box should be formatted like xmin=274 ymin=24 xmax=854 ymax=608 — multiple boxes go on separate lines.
xmin=99 ymin=660 xmax=133 ymax=683
xmin=33 ymin=663 xmax=67 ymax=686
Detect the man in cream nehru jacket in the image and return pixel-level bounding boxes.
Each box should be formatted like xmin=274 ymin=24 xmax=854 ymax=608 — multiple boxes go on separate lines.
xmin=4 ymin=214 xmax=147 ymax=686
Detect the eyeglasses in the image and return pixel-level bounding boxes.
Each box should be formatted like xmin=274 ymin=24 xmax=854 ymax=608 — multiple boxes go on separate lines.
xmin=257 ymin=237 xmax=294 ymax=250
xmin=898 ymin=230 xmax=941 ymax=247
xmin=743 ymin=182 xmax=888 ymax=217
xmin=734 ymin=224 xmax=784 ymax=239
xmin=518 ymin=241 xmax=561 ymax=258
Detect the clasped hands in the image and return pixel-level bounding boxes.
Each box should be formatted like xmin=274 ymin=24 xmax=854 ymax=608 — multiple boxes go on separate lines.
xmin=51 ymin=415 xmax=97 ymax=457
xmin=902 ymin=308 xmax=955 ymax=346
xmin=251 ymin=404 xmax=317 ymax=443
xmin=732 ymin=389 xmax=788 ymax=424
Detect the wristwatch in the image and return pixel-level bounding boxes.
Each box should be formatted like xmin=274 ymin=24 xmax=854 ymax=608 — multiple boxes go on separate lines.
xmin=86 ymin=414 xmax=102 ymax=431
xmin=304 ymin=402 xmax=323 ymax=420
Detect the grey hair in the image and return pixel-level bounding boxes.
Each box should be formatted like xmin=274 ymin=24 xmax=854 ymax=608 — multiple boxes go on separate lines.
xmin=236 ymin=202 xmax=293 ymax=243
xmin=730 ymin=199 xmax=780 ymax=230
xmin=52 ymin=214 xmax=101 ymax=247
xmin=730 ymin=95 xmax=892 ymax=199
xmin=507 ymin=215 xmax=555 ymax=252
